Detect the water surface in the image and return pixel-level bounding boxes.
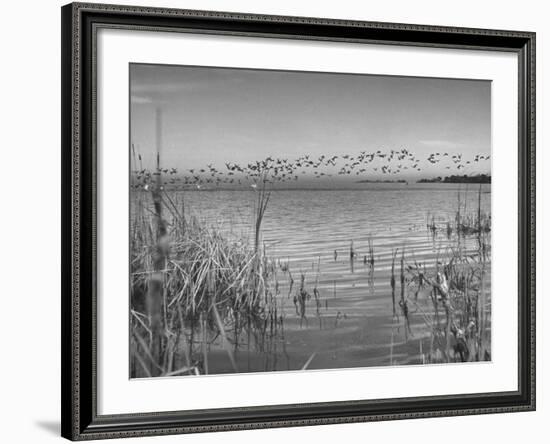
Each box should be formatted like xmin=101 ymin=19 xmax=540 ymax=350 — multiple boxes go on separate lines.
xmin=171 ymin=184 xmax=491 ymax=372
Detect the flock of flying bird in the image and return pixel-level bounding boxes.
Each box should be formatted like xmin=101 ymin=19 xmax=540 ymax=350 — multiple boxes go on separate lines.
xmin=131 ymin=148 xmax=491 ymax=190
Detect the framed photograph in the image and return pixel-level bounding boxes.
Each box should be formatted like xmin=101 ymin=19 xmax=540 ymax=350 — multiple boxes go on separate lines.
xmin=61 ymin=2 xmax=536 ymax=440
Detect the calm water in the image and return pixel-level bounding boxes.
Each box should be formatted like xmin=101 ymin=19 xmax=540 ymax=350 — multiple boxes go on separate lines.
xmin=169 ymin=184 xmax=491 ymax=372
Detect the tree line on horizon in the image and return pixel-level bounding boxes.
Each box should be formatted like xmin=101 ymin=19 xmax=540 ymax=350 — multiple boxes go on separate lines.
xmin=417 ymin=174 xmax=491 ymax=184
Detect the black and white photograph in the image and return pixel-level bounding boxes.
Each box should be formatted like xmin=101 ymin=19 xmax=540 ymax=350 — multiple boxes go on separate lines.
xmin=0 ymin=0 xmax=543 ymax=442
xmin=129 ymin=63 xmax=492 ymax=378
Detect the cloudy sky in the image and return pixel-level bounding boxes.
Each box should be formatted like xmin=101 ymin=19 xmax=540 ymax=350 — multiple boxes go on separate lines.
xmin=130 ymin=63 xmax=491 ymax=183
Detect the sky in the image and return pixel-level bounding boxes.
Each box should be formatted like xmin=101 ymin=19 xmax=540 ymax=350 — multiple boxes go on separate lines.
xmin=130 ymin=63 xmax=491 ymax=186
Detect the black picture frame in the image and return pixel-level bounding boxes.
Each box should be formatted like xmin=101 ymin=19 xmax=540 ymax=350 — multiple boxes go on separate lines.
xmin=61 ymin=2 xmax=536 ymax=440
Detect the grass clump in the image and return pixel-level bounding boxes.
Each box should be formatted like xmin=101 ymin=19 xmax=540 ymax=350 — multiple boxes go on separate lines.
xmin=130 ymin=170 xmax=282 ymax=377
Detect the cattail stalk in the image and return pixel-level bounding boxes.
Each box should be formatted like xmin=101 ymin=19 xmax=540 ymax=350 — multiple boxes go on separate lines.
xmin=146 ymin=108 xmax=167 ymax=376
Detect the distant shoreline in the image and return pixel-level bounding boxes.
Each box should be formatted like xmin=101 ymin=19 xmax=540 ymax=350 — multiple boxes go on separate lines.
xmin=417 ymin=174 xmax=491 ymax=184
xmin=132 ymin=183 xmax=491 ymax=193
xmin=355 ymin=179 xmax=407 ymax=184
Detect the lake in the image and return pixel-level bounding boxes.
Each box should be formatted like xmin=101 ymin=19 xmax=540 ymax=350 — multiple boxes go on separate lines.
xmin=159 ymin=183 xmax=491 ymax=373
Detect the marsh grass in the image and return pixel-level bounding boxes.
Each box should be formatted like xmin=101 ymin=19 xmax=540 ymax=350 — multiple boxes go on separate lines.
xmin=400 ymin=213 xmax=491 ymax=363
xmin=409 ymin=254 xmax=490 ymax=363
xmin=130 ymin=172 xmax=284 ymax=377
xmin=426 ymin=186 xmax=491 ymax=241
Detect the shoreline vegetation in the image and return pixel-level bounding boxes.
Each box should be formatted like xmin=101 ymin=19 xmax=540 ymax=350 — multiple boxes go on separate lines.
xmin=356 ymin=179 xmax=407 ymax=184
xmin=417 ymin=174 xmax=491 ymax=184
xmin=130 ymin=149 xmax=491 ymax=378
